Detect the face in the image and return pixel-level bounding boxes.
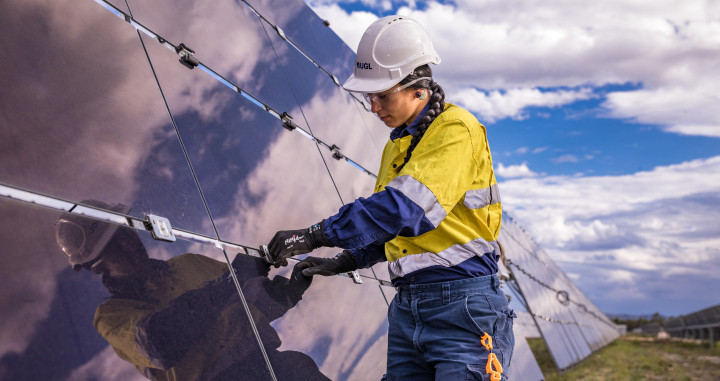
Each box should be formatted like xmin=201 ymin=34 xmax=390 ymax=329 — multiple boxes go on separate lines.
xmin=88 ymin=228 xmax=150 ymax=279
xmin=366 ymin=85 xmax=429 ymax=128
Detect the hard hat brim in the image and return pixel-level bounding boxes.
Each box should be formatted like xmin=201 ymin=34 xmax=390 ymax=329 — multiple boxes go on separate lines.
xmin=342 ymin=74 xmax=399 ymax=94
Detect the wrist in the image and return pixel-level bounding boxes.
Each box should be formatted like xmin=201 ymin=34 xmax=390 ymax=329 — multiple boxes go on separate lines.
xmin=337 ymin=250 xmax=358 ymax=272
xmin=307 ymin=220 xmax=330 ymax=248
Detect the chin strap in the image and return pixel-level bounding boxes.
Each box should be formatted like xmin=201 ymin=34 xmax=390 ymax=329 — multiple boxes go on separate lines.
xmin=481 ymin=332 xmax=503 ymax=381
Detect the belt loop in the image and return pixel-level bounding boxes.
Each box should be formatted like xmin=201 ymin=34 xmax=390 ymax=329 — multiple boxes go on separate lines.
xmin=442 ymin=282 xmax=450 ymax=305
xmin=491 ymin=275 xmax=498 ymax=293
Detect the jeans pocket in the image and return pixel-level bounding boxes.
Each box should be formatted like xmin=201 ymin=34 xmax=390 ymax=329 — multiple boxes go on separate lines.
xmin=464 ymin=294 xmax=516 ymax=374
xmin=462 ymin=293 xmax=496 ymax=337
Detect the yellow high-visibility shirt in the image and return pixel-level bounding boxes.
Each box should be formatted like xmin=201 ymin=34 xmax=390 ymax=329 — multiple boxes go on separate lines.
xmin=374 ymin=103 xmax=502 ymax=280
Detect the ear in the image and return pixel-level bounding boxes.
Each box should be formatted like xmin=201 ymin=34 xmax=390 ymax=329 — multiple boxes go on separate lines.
xmin=415 ymin=90 xmax=426 ymax=100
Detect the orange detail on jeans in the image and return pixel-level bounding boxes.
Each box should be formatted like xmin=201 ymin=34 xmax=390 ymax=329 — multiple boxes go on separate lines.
xmin=480 ymin=332 xmax=503 ymax=380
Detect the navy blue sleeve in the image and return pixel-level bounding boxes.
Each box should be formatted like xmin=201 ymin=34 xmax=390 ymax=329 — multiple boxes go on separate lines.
xmin=323 ymin=187 xmax=435 ymax=249
xmin=348 ymin=243 xmax=387 ymax=269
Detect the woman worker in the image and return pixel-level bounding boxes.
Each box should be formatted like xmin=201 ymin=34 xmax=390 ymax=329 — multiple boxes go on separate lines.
xmin=267 ymin=15 xmax=515 ymax=380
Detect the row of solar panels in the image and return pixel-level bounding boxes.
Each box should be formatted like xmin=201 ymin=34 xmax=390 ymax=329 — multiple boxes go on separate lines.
xmin=665 ymin=304 xmax=720 ymax=329
xmin=499 ymin=213 xmax=621 ymax=371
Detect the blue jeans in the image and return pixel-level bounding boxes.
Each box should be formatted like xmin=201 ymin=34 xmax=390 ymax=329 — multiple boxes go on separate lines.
xmin=384 ymin=275 xmax=515 ymax=381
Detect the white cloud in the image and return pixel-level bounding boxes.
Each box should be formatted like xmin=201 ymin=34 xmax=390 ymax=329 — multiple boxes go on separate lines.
xmin=552 ymin=154 xmax=579 ymax=164
xmin=451 ymin=87 xmax=595 ymax=123
xmin=500 ymin=155 xmax=720 ymax=271
xmin=602 ymin=86 xmax=720 ymax=137
xmin=305 ymin=0 xmax=720 ymax=137
xmin=497 ymin=156 xmax=720 ymax=313
xmin=496 ymin=162 xmax=538 ymax=178
xmin=608 ymin=269 xmax=636 ymax=284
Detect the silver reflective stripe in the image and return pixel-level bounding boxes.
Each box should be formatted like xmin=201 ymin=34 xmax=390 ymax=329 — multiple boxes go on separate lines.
xmin=387 ymin=175 xmax=447 ymax=227
xmin=388 ymin=238 xmax=499 ymax=279
xmin=463 ymin=183 xmax=501 ymax=210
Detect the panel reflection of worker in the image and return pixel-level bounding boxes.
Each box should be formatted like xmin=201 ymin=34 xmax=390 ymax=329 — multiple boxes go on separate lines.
xmin=55 ymin=201 xmax=329 ymax=381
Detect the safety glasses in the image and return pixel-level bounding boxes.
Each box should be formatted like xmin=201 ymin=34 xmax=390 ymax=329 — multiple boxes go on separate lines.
xmin=56 ymin=219 xmax=88 ymax=258
xmin=362 ymin=77 xmax=431 ymax=106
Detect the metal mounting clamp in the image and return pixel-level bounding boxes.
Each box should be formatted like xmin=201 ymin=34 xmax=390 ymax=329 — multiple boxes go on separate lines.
xmin=145 ymin=214 xmax=176 ymax=242
xmin=347 ymin=270 xmax=362 ymax=284
xmin=176 ymin=43 xmax=199 ymax=69
xmin=281 ymin=112 xmax=297 ymax=131
xmin=273 ymin=25 xmax=287 ymax=41
xmin=330 ymin=144 xmax=344 ymax=160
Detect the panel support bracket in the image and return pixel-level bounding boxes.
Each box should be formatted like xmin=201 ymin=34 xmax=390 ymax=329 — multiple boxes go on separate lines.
xmin=330 ymin=144 xmax=344 ymax=160
xmin=176 ymin=43 xmax=199 ymax=69
xmin=281 ymin=112 xmax=297 ymax=131
xmin=347 ymin=270 xmax=362 ymax=284
xmin=145 ymin=214 xmax=176 ymax=242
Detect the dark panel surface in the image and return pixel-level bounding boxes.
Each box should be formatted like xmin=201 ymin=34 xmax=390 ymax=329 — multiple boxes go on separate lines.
xmin=0 ymin=0 xmax=214 ymax=236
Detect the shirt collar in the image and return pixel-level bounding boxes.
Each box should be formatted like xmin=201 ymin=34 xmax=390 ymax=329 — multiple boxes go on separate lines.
xmin=390 ymin=103 xmax=431 ymax=141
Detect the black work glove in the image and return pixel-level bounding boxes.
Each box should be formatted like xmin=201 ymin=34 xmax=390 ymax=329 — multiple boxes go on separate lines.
xmin=296 ymin=250 xmax=358 ymax=277
xmin=268 ymin=221 xmax=330 ymax=267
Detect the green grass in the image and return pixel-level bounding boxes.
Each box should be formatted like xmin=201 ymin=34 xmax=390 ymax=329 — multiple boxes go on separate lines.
xmin=527 ymin=334 xmax=720 ymax=380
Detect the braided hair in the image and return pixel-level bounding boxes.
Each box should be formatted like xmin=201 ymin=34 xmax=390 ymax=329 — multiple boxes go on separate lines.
xmin=395 ymin=64 xmax=446 ymax=172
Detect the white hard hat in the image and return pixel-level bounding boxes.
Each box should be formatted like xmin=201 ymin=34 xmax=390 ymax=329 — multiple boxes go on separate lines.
xmin=343 ymin=15 xmax=441 ymax=94
xmin=56 ymin=200 xmax=130 ymax=270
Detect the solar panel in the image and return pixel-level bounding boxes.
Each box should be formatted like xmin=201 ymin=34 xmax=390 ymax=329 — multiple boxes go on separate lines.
xmin=664 ymin=303 xmax=720 ymax=345
xmin=500 ymin=212 xmax=621 ymax=370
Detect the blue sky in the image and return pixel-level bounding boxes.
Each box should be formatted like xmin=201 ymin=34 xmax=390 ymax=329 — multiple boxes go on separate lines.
xmin=304 ymin=0 xmax=720 ymax=316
